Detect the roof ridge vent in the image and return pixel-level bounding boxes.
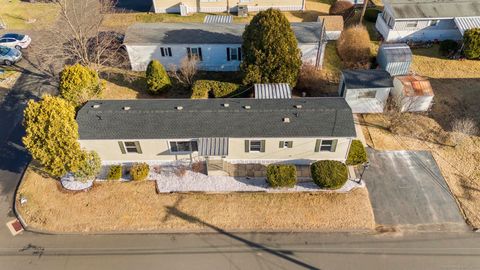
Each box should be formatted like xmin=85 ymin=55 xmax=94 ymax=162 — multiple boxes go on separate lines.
xmin=176 ymin=106 xmax=183 ymax=110
xmin=283 ymin=117 xmax=290 ymax=123
xmin=223 ymin=103 xmax=230 ymax=107
xmin=92 ymin=104 xmax=100 ymax=109
xmin=244 ymin=105 xmax=251 ymax=110
xmin=294 ymin=104 xmax=303 ymax=109
xmin=123 ymin=106 xmax=131 ymax=111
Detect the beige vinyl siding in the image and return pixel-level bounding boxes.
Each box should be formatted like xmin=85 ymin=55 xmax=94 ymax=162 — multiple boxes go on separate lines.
xmin=153 ymin=0 xmax=304 ymax=13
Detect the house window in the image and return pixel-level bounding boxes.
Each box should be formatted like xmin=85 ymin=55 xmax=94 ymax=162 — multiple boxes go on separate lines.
xmin=406 ymin=21 xmax=418 ymax=28
xmin=430 ymin=20 xmax=440 ymax=26
xmin=120 ymin=141 xmax=142 ymax=154
xmin=169 ymin=140 xmax=198 ymax=153
xmin=315 ymin=139 xmax=337 ymax=152
xmin=227 ymin=47 xmax=242 ymax=61
xmin=279 ymin=141 xmax=293 ymax=148
xmin=160 ymin=47 xmax=172 ymax=57
xmin=187 ymin=47 xmax=203 ymax=61
xmin=358 ymin=90 xmax=377 ymax=99
xmin=250 ymin=140 xmax=262 ymax=152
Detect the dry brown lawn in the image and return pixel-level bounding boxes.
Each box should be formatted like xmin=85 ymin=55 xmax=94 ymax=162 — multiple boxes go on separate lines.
xmin=17 ymin=169 xmax=375 ymax=233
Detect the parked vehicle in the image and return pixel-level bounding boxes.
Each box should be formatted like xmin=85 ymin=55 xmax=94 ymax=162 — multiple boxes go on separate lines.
xmin=0 ymin=46 xmax=22 ymax=66
xmin=0 ymin=33 xmax=31 ymax=50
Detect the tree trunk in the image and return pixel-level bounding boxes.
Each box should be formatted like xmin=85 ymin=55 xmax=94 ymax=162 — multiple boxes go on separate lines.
xmin=359 ymin=0 xmax=369 ymax=24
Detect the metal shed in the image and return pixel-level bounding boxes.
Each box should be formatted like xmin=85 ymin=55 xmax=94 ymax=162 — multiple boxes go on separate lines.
xmin=254 ymin=83 xmax=292 ymax=99
xmin=392 ymin=75 xmax=434 ymax=112
xmin=377 ymin=43 xmax=412 ymax=76
xmin=204 ymin=15 xmax=233 ymax=24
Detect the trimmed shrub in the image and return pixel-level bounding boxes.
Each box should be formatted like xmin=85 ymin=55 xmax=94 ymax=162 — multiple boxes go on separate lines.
xmin=464 ymin=28 xmax=480 ymax=59
xmin=364 ymin=8 xmax=381 ymax=23
xmin=107 ymin=165 xmax=122 ymax=180
xmin=191 ymin=80 xmax=242 ymax=99
xmin=266 ymin=164 xmax=297 ymax=188
xmin=346 ymin=140 xmax=368 ymax=166
xmin=59 ymin=64 xmax=104 ymax=107
xmin=130 ymin=163 xmax=150 ymax=181
xmin=311 ymin=160 xmax=348 ymax=189
xmin=439 ymin=39 xmax=459 ymax=56
xmin=146 ymin=60 xmax=172 ymax=94
xmin=337 ymin=26 xmax=371 ymax=69
xmin=74 ymin=151 xmax=102 ymax=181
xmin=329 ymin=1 xmax=354 ymax=18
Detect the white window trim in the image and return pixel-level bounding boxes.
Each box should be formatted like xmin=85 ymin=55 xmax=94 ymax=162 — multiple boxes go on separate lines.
xmin=122 ymin=141 xmax=140 ymax=154
xmin=319 ymin=139 xmax=336 ymax=152
xmin=168 ymin=139 xmax=199 ymax=154
xmin=249 ymin=140 xmax=263 ymax=153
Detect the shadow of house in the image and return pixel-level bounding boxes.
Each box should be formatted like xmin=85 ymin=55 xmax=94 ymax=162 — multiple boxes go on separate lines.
xmin=115 ymin=0 xmax=152 ymax=12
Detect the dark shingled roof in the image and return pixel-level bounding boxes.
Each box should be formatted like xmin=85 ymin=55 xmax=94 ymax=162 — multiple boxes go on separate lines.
xmin=76 ymin=98 xmax=356 ymax=140
xmin=385 ymin=0 xmax=480 ymax=19
xmin=342 ymin=70 xmax=394 ymax=89
xmin=124 ymin=22 xmax=323 ymax=45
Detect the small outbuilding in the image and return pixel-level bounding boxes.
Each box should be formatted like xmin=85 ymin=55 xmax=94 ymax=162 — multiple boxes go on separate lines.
xmin=254 ymin=83 xmax=292 ymax=99
xmin=377 ymin=43 xmax=412 ymax=76
xmin=338 ymin=69 xmax=393 ymax=113
xmin=392 ymin=75 xmax=434 ymax=112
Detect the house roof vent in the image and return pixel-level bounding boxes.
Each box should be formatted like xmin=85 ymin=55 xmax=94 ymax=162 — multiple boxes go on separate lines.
xmin=294 ymin=104 xmax=302 ymax=109
xmin=223 ymin=103 xmax=230 ymax=107
xmin=92 ymin=104 xmax=100 ymax=109
xmin=283 ymin=117 xmax=290 ymax=123
xmin=244 ymin=105 xmax=251 ymax=110
xmin=123 ymin=106 xmax=131 ymax=111
xmin=176 ymin=106 xmax=183 ymax=110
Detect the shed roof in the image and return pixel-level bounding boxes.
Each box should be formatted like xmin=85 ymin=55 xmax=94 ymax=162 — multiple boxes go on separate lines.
xmin=76 ymin=98 xmax=356 ymax=140
xmin=342 ymin=70 xmax=394 ymax=89
xmin=204 ymin=15 xmax=233 ymax=24
xmin=378 ymin=43 xmax=412 ymax=62
xmin=385 ymin=0 xmax=480 ymax=19
xmin=395 ymin=75 xmax=434 ymax=96
xmin=454 ymin=17 xmax=480 ymax=35
xmin=254 ymin=83 xmax=292 ymax=99
xmin=124 ymin=22 xmax=323 ymax=45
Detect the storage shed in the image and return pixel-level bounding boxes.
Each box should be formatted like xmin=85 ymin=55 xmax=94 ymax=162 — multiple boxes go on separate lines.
xmin=392 ymin=75 xmax=434 ymax=112
xmin=338 ymin=69 xmax=393 ymax=113
xmin=377 ymin=43 xmax=412 ymax=76
xmin=254 ymin=83 xmax=292 ymax=99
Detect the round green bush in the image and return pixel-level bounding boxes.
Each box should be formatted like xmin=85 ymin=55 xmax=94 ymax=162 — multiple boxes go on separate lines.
xmin=464 ymin=28 xmax=480 ymax=59
xmin=107 ymin=165 xmax=122 ymax=180
xmin=59 ymin=64 xmax=104 ymax=107
xmin=146 ymin=60 xmax=172 ymax=94
xmin=74 ymin=151 xmax=102 ymax=181
xmin=346 ymin=140 xmax=368 ymax=166
xmin=266 ymin=164 xmax=297 ymax=188
xmin=191 ymin=80 xmax=241 ymax=99
xmin=130 ymin=163 xmax=150 ymax=181
xmin=364 ymin=8 xmax=381 ymax=23
xmin=311 ymin=160 xmax=348 ymax=189
xmin=439 ymin=40 xmax=459 ymax=56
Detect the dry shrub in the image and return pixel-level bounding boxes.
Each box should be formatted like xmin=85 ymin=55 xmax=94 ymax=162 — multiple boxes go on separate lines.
xmin=329 ymin=1 xmax=354 ymax=18
xmin=451 ymin=118 xmax=479 ymax=146
xmin=169 ymin=57 xmax=198 ymax=89
xmin=174 ymin=165 xmax=187 ymax=177
xmin=337 ymin=26 xmax=371 ymax=69
xmin=296 ymin=64 xmax=339 ymax=96
xmin=191 ymin=161 xmax=206 ymax=174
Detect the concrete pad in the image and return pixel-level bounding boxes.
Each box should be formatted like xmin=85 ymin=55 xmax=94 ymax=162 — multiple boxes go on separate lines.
xmin=363 ymin=149 xmax=466 ymax=229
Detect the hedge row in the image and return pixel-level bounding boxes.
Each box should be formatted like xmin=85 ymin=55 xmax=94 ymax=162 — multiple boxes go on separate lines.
xmin=266 ymin=164 xmax=297 ymax=188
xmin=191 ymin=80 xmax=242 ymax=99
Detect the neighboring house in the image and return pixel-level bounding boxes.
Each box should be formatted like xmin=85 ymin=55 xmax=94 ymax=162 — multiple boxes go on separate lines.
xmin=377 ymin=43 xmax=412 ymax=76
xmin=317 ymin=15 xmax=344 ymax=41
xmin=76 ymin=98 xmax=356 ymax=169
xmin=376 ymin=0 xmax=480 ymax=42
xmin=124 ymin=22 xmax=326 ymax=72
xmin=338 ymin=69 xmax=393 ymax=114
xmin=152 ymin=0 xmax=306 ymax=14
xmin=392 ymin=75 xmax=434 ymax=112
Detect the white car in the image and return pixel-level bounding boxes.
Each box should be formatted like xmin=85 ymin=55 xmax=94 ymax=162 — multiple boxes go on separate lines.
xmin=0 ymin=33 xmax=31 ymax=50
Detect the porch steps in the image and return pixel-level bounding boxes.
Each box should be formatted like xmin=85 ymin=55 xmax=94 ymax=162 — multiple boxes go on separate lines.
xmin=206 ymin=159 xmax=229 ymax=176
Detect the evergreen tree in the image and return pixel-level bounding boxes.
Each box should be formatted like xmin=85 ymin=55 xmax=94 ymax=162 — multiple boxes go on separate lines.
xmin=59 ymin=64 xmax=103 ymax=107
xmin=241 ymin=9 xmax=302 ymax=87
xmin=146 ymin=60 xmax=172 ymax=94
xmin=464 ymin=28 xmax=480 ymax=59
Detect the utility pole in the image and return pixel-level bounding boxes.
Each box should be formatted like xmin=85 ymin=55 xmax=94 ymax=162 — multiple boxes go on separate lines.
xmin=359 ymin=0 xmax=369 ymax=24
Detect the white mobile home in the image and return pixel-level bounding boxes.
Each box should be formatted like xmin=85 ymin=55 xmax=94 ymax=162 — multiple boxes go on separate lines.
xmin=392 ymin=75 xmax=434 ymax=112
xmin=375 ymin=0 xmax=480 ymax=42
xmin=76 ymin=98 xmax=356 ymax=171
xmin=124 ymin=22 xmax=326 ymax=72
xmin=338 ymin=70 xmax=393 ymax=114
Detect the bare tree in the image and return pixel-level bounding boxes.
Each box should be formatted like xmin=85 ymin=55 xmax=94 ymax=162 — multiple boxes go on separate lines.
xmin=169 ymin=57 xmax=199 ymax=88
xmin=451 ymin=118 xmax=479 ymax=146
xmin=52 ymin=0 xmax=124 ymax=68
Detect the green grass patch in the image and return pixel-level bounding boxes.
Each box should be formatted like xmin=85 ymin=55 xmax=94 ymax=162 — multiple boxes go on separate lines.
xmin=0 ymin=0 xmax=59 ymax=29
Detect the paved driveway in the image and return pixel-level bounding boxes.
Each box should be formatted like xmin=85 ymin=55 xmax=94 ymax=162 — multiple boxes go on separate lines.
xmin=363 ymin=149 xmax=466 ymax=228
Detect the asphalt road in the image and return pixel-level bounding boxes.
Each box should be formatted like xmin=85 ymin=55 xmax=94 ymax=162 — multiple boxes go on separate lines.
xmin=0 ymin=37 xmax=480 ymax=270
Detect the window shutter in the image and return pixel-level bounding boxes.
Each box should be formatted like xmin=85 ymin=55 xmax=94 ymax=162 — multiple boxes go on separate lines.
xmin=198 ymin=48 xmax=203 ymax=61
xmin=287 ymin=141 xmax=293 ymax=148
xmin=260 ymin=140 xmax=266 ymax=152
xmin=330 ymin=139 xmax=337 ymax=152
xmin=118 ymin=141 xmax=126 ymax=154
xmin=238 ymin=48 xmax=242 ymax=61
xmin=160 ymin=48 xmax=165 ymax=57
xmin=244 ymin=140 xmax=250 ymax=153
xmin=186 ymin=47 xmax=191 ymax=59
xmin=279 ymin=141 xmax=284 ymax=148
xmin=226 ymin=48 xmax=231 ymax=61
xmin=134 ymin=141 xmax=143 ymax=154
xmin=314 ymin=139 xmax=321 ymax=152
